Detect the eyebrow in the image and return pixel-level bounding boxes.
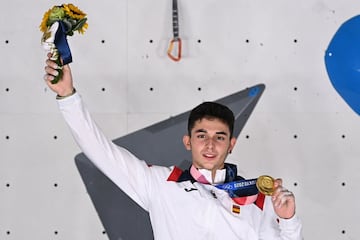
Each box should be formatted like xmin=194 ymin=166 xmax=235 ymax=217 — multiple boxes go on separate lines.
xmin=194 ymin=129 xmax=228 ymax=136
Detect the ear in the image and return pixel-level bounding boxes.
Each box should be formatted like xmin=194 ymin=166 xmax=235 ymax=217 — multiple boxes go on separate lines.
xmin=183 ymin=135 xmax=191 ymax=150
xmin=228 ymin=137 xmax=237 ymax=153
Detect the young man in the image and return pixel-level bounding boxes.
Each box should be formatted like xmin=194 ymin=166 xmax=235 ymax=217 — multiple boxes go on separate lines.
xmin=44 ymin=56 xmax=302 ymax=239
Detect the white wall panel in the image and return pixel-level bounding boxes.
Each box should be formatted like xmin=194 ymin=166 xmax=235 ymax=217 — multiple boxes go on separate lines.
xmin=1 ymin=0 xmax=360 ymax=239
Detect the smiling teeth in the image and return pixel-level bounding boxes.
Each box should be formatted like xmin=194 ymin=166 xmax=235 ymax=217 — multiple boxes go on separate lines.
xmin=204 ymin=154 xmax=215 ymax=157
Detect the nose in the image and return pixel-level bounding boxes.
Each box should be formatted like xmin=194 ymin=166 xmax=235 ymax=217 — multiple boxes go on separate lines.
xmin=205 ymin=138 xmax=215 ymax=149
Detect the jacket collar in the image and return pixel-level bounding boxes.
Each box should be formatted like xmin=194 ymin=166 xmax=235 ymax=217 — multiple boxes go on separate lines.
xmin=167 ymin=163 xmax=244 ymax=184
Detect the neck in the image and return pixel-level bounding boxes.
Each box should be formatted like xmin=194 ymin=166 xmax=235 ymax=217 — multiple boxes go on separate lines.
xmin=211 ymin=170 xmax=217 ymax=183
xmin=191 ymin=165 xmax=226 ymax=184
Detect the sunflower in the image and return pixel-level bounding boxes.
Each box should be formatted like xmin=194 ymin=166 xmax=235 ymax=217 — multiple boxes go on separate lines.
xmin=63 ymin=3 xmax=86 ymax=20
xmin=39 ymin=6 xmax=67 ymax=32
xmin=77 ymin=22 xmax=88 ymax=34
xmin=39 ymin=4 xmax=88 ymax=35
xmin=39 ymin=8 xmax=52 ymax=33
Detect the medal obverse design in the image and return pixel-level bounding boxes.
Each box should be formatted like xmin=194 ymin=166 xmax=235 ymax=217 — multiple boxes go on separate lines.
xmin=256 ymin=175 xmax=275 ymax=196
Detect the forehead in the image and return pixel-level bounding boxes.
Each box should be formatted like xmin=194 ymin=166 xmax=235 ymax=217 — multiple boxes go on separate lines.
xmin=191 ymin=118 xmax=230 ymax=133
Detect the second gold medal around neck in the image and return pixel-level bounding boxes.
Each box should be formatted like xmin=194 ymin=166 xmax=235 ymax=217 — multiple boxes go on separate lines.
xmin=256 ymin=175 xmax=275 ymax=196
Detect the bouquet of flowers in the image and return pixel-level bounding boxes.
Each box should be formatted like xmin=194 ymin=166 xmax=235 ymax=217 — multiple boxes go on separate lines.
xmin=40 ymin=3 xmax=88 ymax=84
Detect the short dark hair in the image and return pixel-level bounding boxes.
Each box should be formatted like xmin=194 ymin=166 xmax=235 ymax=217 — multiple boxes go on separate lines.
xmin=187 ymin=102 xmax=235 ymax=138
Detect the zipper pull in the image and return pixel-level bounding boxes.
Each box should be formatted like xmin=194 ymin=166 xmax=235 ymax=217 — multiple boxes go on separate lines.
xmin=210 ymin=190 xmax=217 ymax=199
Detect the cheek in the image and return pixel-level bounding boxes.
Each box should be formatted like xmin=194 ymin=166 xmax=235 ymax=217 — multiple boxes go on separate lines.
xmin=221 ymin=143 xmax=232 ymax=153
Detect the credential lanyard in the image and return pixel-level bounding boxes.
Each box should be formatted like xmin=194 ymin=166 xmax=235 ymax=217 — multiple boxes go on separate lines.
xmin=167 ymin=0 xmax=182 ymax=61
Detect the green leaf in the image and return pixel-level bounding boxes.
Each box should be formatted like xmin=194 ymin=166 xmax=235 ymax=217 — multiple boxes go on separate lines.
xmin=73 ymin=18 xmax=87 ymax=31
xmin=62 ymin=19 xmax=73 ymax=34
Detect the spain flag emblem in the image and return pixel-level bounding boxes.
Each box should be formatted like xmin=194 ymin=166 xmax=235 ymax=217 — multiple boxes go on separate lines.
xmin=232 ymin=204 xmax=240 ymax=214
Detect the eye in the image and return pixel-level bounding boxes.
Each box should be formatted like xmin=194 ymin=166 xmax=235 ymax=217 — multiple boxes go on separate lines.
xmin=197 ymin=134 xmax=206 ymax=139
xmin=216 ymin=136 xmax=226 ymax=141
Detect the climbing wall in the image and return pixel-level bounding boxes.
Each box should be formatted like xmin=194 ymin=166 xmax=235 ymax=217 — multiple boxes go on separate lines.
xmin=1 ymin=0 xmax=360 ymax=239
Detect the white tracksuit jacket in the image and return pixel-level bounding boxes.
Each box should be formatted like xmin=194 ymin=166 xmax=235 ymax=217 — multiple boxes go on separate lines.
xmin=58 ymin=93 xmax=303 ymax=240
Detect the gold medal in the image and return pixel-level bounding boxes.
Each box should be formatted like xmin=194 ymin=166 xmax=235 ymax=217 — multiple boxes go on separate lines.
xmin=256 ymin=175 xmax=275 ymax=196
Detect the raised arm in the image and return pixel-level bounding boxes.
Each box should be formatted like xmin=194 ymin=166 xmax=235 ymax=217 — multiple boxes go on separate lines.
xmin=43 ymin=56 xmax=154 ymax=210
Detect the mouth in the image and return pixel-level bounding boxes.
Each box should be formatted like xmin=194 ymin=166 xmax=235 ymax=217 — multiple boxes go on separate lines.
xmin=202 ymin=153 xmax=217 ymax=160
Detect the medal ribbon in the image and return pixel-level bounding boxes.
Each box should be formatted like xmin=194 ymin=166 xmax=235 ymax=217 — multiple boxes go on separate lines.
xmin=215 ymin=179 xmax=259 ymax=205
xmin=190 ymin=166 xmax=259 ymax=205
xmin=216 ymin=178 xmax=258 ymax=196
